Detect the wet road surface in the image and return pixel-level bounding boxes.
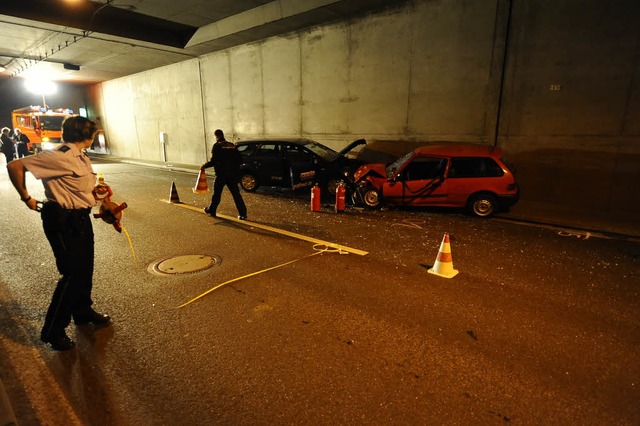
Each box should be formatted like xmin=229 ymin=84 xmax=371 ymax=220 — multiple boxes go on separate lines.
xmin=1 ymin=160 xmax=639 ymax=425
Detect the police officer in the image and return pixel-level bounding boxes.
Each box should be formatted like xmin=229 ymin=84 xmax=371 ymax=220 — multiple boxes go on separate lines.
xmin=7 ymin=116 xmax=111 ymax=351
xmin=201 ymin=129 xmax=247 ymax=220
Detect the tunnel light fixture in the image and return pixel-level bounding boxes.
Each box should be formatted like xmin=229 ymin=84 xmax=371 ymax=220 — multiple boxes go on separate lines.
xmin=24 ymin=79 xmax=57 ymax=95
xmin=24 ymin=79 xmax=58 ymax=110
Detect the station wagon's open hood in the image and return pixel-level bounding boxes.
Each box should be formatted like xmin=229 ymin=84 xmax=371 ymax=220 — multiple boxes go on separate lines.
xmin=338 ymin=138 xmax=366 ymax=157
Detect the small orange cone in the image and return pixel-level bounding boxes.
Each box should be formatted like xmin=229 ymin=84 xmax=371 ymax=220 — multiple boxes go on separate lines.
xmin=192 ymin=169 xmax=210 ymax=194
xmin=428 ymin=233 xmax=459 ymax=278
xmin=169 ymin=182 xmax=181 ymax=203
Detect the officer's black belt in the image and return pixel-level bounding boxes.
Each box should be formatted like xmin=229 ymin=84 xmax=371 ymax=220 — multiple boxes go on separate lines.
xmin=44 ymin=201 xmax=92 ymax=216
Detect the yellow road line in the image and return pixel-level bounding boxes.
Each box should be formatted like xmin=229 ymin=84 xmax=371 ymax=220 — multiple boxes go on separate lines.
xmin=160 ymin=199 xmax=369 ymax=256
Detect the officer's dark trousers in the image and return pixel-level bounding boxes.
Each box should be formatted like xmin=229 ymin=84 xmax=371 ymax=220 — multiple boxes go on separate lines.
xmin=40 ymin=202 xmax=94 ymax=339
xmin=208 ymin=175 xmax=247 ymax=217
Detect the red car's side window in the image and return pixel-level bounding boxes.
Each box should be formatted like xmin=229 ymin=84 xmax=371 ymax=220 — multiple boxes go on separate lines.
xmin=402 ymin=157 xmax=447 ymax=181
xmin=448 ymin=157 xmax=504 ymax=178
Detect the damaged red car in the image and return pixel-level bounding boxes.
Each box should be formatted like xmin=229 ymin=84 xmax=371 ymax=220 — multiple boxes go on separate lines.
xmin=351 ymin=144 xmax=519 ymax=217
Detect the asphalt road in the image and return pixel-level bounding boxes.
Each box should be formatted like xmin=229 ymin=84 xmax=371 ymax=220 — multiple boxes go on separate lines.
xmin=1 ymin=160 xmax=639 ymax=425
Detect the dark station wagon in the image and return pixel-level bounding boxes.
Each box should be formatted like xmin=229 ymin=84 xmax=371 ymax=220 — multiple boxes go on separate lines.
xmin=236 ymin=138 xmax=366 ymax=194
xmin=351 ymin=144 xmax=519 ymax=217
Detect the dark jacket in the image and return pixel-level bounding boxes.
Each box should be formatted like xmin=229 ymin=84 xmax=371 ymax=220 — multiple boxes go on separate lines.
xmin=203 ymin=140 xmax=242 ymax=178
xmin=14 ymin=133 xmax=30 ymax=144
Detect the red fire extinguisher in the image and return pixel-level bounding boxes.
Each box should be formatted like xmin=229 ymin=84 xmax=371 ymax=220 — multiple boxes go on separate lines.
xmin=311 ymin=184 xmax=321 ymax=211
xmin=335 ymin=181 xmax=345 ymax=213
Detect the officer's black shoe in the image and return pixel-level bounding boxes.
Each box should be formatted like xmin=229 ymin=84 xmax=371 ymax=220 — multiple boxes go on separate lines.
xmin=41 ymin=333 xmax=75 ymax=351
xmin=238 ymin=215 xmax=247 ymax=220
xmin=204 ymin=207 xmax=217 ymax=217
xmin=74 ymin=310 xmax=111 ymax=326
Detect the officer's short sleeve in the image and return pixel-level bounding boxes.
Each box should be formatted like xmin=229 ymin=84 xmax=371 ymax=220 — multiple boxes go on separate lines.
xmin=22 ymin=150 xmax=73 ymax=179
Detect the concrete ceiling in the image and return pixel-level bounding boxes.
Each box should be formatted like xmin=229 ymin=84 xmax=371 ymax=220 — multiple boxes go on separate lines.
xmin=0 ymin=0 xmax=407 ymax=85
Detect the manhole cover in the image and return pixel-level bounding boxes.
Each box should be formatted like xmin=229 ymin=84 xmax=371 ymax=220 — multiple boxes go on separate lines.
xmin=148 ymin=254 xmax=221 ymax=275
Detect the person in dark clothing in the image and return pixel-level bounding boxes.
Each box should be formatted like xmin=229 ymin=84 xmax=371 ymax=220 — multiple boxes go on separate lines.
xmin=7 ymin=116 xmax=111 ymax=351
xmin=201 ymin=129 xmax=247 ymax=220
xmin=13 ymin=128 xmax=31 ymax=158
xmin=1 ymin=127 xmax=14 ymax=164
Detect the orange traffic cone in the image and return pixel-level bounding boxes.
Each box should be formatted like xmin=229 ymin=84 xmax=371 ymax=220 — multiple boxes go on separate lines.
xmin=192 ymin=169 xmax=210 ymax=194
xmin=169 ymin=182 xmax=181 ymax=203
xmin=428 ymin=233 xmax=459 ymax=278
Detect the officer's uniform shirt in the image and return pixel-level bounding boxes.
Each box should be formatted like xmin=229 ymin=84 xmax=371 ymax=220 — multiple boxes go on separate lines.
xmin=21 ymin=143 xmax=97 ymax=209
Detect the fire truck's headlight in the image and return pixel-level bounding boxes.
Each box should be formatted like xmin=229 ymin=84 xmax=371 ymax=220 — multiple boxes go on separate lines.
xmin=42 ymin=137 xmax=50 ymax=142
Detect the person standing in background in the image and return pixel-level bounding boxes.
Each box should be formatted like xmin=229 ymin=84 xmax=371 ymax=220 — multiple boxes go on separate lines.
xmin=1 ymin=127 xmax=14 ymax=164
xmin=13 ymin=128 xmax=31 ymax=158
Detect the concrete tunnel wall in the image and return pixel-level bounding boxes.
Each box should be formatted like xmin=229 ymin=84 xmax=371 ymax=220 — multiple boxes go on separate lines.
xmin=92 ymin=0 xmax=640 ymax=218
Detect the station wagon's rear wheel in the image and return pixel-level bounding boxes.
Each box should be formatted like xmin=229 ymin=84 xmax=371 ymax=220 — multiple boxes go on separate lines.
xmin=362 ymin=187 xmax=382 ymax=209
xmin=240 ymin=173 xmax=259 ymax=192
xmin=467 ymin=193 xmax=497 ymax=217
xmin=326 ymin=178 xmax=341 ymax=195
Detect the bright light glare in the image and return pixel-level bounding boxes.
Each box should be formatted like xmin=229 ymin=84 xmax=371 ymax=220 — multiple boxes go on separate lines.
xmin=24 ymin=79 xmax=58 ymax=95
xmin=42 ymin=141 xmax=62 ymax=151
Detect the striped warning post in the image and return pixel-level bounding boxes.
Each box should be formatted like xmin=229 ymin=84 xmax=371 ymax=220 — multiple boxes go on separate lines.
xmin=428 ymin=233 xmax=459 ymax=278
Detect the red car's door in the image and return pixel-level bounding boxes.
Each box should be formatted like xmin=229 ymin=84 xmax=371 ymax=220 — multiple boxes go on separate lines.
xmin=382 ymin=156 xmax=449 ymax=206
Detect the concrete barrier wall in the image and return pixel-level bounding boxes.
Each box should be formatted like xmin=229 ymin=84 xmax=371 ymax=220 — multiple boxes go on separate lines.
xmin=99 ymin=0 xmax=504 ymax=156
xmin=96 ymin=0 xmax=640 ymax=216
xmin=101 ymin=59 xmax=206 ymax=164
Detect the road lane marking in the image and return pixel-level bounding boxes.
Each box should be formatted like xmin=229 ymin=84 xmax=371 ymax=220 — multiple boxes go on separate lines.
xmin=160 ymin=199 xmax=369 ymax=256
xmin=493 ymin=217 xmax=640 ymax=243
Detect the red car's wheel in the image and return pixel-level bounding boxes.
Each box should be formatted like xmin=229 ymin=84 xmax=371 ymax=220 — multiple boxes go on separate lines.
xmin=361 ymin=187 xmax=382 ymax=209
xmin=467 ymin=193 xmax=497 ymax=217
